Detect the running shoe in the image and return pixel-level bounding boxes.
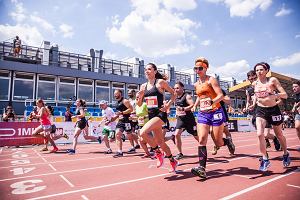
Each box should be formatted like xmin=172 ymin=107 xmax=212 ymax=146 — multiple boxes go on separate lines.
xmin=283 ymin=152 xmax=291 ymax=167
xmin=211 ymin=146 xmax=220 ymax=155
xmin=259 ymin=159 xmax=270 ymax=171
xmin=169 ymin=159 xmax=179 ymax=172
xmin=191 ymin=166 xmax=206 ymax=179
xmin=141 ymin=154 xmax=152 ymax=159
xmin=155 ymin=151 xmax=164 ymax=168
xmin=40 ymin=147 xmax=48 ymax=152
xmin=127 ymin=147 xmax=136 ymax=153
xmin=63 ymin=133 xmax=69 ymax=140
xmin=266 ymin=139 xmax=271 ymax=148
xmin=273 ymin=137 xmax=281 ymax=151
xmin=226 ymin=138 xmax=235 ymax=155
xmin=175 ymin=153 xmax=184 ymax=160
xmin=97 ymin=136 xmax=102 ymax=144
xmin=134 ymin=144 xmax=141 ymax=149
xmin=67 ymin=149 xmax=75 ymax=155
xmin=105 ymin=149 xmax=112 ymax=154
xmin=50 ymin=147 xmax=58 ymax=153
xmin=113 ymin=151 xmax=123 ymax=158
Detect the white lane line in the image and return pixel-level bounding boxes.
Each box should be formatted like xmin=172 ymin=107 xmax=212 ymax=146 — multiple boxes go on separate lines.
xmin=48 ymin=164 xmax=57 ymax=171
xmin=287 ymin=184 xmax=300 ymax=189
xmin=81 ymin=195 xmax=89 ymax=200
xmin=220 ymin=168 xmax=300 ymax=200
xmin=26 ymin=166 xmax=300 ymax=200
xmin=59 ymin=175 xmax=74 ymax=187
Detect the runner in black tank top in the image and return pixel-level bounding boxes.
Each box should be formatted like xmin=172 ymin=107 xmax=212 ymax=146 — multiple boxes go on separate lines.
xmin=110 ymin=90 xmax=134 ymax=158
xmin=137 ymin=63 xmax=178 ymax=172
xmin=173 ymin=81 xmax=199 ymax=160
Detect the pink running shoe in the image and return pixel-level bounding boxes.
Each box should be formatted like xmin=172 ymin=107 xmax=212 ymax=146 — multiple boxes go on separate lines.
xmin=155 ymin=151 xmax=164 ymax=168
xmin=169 ymin=159 xmax=179 ymax=172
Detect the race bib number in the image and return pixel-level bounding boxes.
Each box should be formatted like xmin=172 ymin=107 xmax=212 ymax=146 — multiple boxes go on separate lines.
xmin=145 ymin=96 xmax=158 ymax=108
xmin=213 ymin=113 xmax=223 ymax=120
xmin=138 ymin=117 xmax=145 ymax=126
xmin=124 ymin=123 xmax=131 ymax=131
xmin=272 ymin=115 xmax=282 ymax=122
xmin=176 ymin=107 xmax=186 ymax=116
xmin=200 ymin=97 xmax=212 ymax=111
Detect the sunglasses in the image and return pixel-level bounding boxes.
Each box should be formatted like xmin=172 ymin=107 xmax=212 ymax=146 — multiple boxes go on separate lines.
xmin=194 ymin=66 xmax=204 ymax=71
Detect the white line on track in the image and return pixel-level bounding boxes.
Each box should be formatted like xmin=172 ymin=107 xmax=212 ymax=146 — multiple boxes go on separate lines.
xmin=220 ymin=168 xmax=300 ymax=200
xmin=26 ymin=165 xmax=300 ymax=200
xmin=48 ymin=164 xmax=57 ymax=171
xmin=0 ymin=147 xmax=3 ymax=154
xmin=59 ymin=175 xmax=74 ymax=187
xmin=81 ymin=195 xmax=89 ymax=200
xmin=287 ymin=184 xmax=300 ymax=189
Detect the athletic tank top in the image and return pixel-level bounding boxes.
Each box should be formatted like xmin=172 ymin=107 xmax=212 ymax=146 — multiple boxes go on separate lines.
xmin=116 ymin=97 xmax=130 ymax=121
xmin=144 ymin=79 xmax=164 ymax=110
xmin=254 ymin=78 xmax=273 ymax=98
xmin=195 ymin=77 xmax=220 ymax=111
xmin=175 ymin=93 xmax=193 ymax=117
xmin=75 ymin=107 xmax=87 ymax=122
xmin=40 ymin=110 xmax=51 ymax=125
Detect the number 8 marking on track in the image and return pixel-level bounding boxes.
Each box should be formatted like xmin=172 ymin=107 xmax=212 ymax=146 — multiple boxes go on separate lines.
xmin=10 ymin=180 xmax=46 ymax=194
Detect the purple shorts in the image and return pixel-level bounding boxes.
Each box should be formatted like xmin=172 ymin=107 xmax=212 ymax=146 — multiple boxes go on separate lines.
xmin=197 ymin=107 xmax=225 ymax=126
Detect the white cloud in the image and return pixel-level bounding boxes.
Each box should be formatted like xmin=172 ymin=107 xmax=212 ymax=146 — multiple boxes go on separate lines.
xmin=9 ymin=1 xmax=26 ymax=23
xmin=211 ymin=59 xmax=250 ymax=81
xmin=247 ymin=39 xmax=254 ymax=44
xmin=30 ymin=15 xmax=55 ymax=34
xmin=275 ymin=4 xmax=292 ymax=17
xmin=86 ymin=3 xmax=91 ymax=9
xmin=59 ymin=24 xmax=74 ymax=38
xmin=295 ymin=34 xmax=300 ymax=39
xmin=201 ymin=39 xmax=211 ymax=46
xmin=163 ymin=0 xmax=197 ymax=11
xmin=271 ymin=52 xmax=300 ymax=67
xmin=0 ymin=24 xmax=43 ymax=46
xmin=53 ymin=6 xmax=60 ymax=12
xmin=206 ymin=0 xmax=272 ymax=17
xmin=107 ymin=0 xmax=199 ymax=58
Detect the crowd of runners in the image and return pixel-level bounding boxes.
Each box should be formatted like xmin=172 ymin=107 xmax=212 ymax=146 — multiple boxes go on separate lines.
xmin=29 ymin=58 xmax=300 ymax=180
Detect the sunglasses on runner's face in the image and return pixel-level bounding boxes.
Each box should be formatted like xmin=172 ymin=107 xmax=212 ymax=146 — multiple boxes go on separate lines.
xmin=194 ymin=66 xmax=204 ymax=71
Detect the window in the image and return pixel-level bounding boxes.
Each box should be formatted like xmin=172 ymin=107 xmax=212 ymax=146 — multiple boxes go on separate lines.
xmin=59 ymin=77 xmax=75 ymax=101
xmin=13 ymin=72 xmax=34 ymax=101
xmin=37 ymin=75 xmax=56 ymax=100
xmin=78 ymin=79 xmax=93 ymax=102
xmin=0 ymin=70 xmax=10 ymax=100
xmin=96 ymin=81 xmax=109 ymax=103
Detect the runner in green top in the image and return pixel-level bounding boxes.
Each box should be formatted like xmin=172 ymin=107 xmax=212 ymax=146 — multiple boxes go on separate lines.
xmin=135 ymin=93 xmax=152 ymax=158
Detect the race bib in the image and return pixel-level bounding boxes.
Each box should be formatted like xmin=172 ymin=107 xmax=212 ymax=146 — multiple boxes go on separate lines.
xmin=124 ymin=123 xmax=131 ymax=131
xmin=130 ymin=113 xmax=137 ymax=122
xmin=176 ymin=107 xmax=186 ymax=116
xmin=213 ymin=113 xmax=223 ymax=120
xmin=272 ymin=115 xmax=282 ymax=122
xmin=145 ymin=96 xmax=158 ymax=108
xmin=200 ymin=97 xmax=212 ymax=111
xmin=138 ymin=117 xmax=145 ymax=126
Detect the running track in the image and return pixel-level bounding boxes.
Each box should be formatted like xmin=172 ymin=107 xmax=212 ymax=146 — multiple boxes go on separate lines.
xmin=0 ymin=129 xmax=299 ymax=200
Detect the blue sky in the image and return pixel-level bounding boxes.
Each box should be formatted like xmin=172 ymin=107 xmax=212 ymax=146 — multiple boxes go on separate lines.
xmin=0 ymin=0 xmax=300 ymax=81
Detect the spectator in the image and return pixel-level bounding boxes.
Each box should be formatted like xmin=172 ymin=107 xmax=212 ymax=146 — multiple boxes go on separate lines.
xmin=28 ymin=106 xmax=39 ymax=122
xmin=13 ymin=36 xmax=21 ymax=57
xmin=2 ymin=105 xmax=16 ymax=122
xmin=64 ymin=107 xmax=73 ymax=122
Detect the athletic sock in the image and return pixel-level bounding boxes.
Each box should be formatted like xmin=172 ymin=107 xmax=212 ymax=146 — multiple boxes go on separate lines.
xmin=198 ymin=146 xmax=207 ymax=168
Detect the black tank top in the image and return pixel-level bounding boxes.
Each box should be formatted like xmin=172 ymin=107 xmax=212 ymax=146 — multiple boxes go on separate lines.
xmin=144 ymin=79 xmax=164 ymax=110
xmin=175 ymin=93 xmax=194 ymax=118
xmin=116 ymin=97 xmax=130 ymax=121
xmin=75 ymin=107 xmax=87 ymax=122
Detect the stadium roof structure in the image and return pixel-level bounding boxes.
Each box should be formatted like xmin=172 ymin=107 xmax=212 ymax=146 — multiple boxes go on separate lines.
xmin=229 ymin=71 xmax=299 ymax=94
